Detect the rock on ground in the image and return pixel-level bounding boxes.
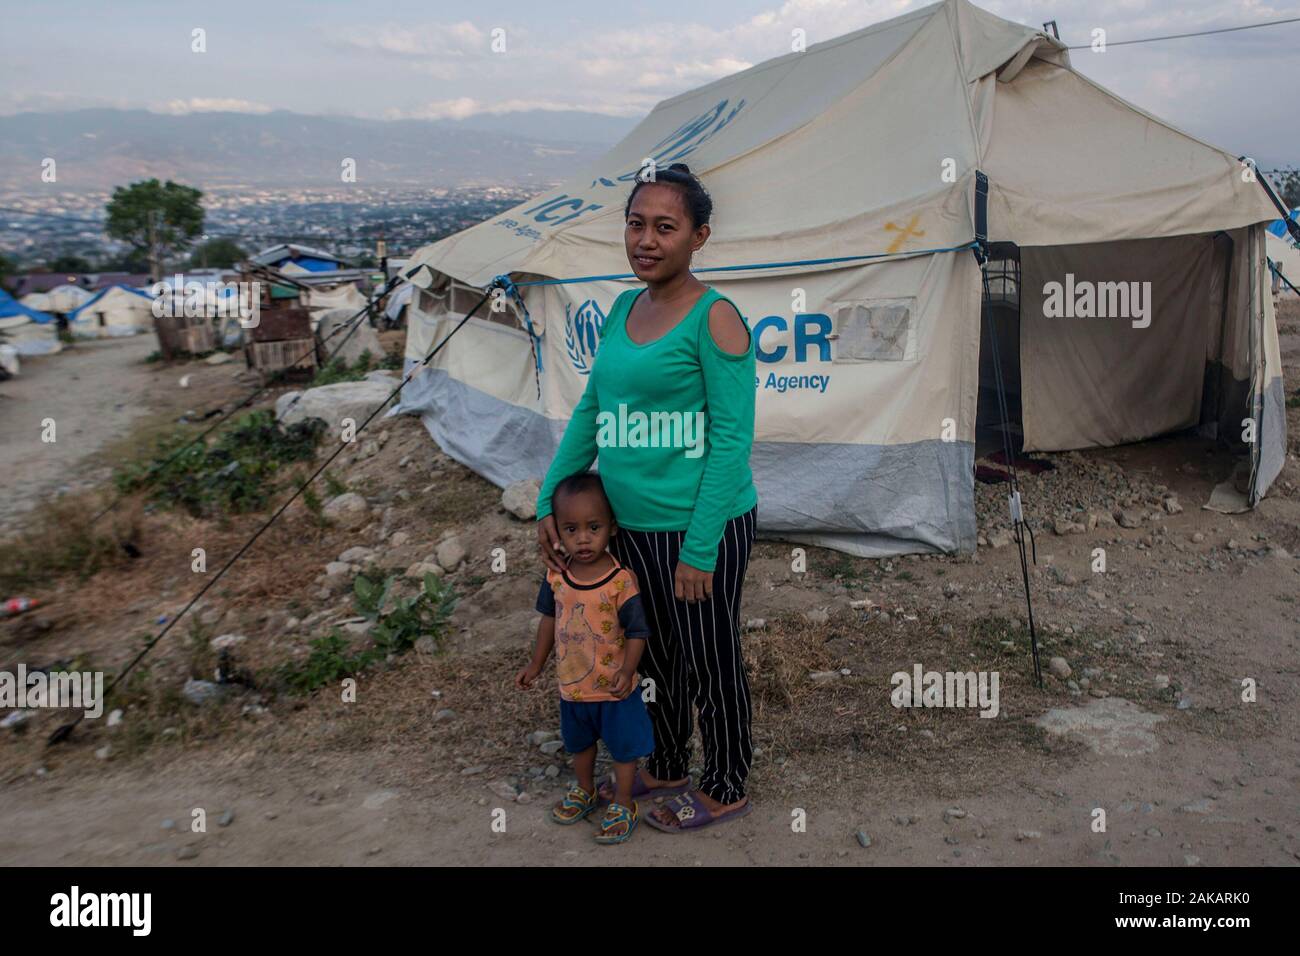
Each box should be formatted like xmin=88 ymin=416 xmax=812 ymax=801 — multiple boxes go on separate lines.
xmin=436 ymin=536 xmax=467 ymax=571
xmin=276 ymin=379 xmax=398 ymax=432
xmin=1033 ymin=697 xmax=1165 ymax=757
xmin=501 ymin=479 xmax=541 ymax=521
xmin=323 ymin=493 xmax=370 ymax=529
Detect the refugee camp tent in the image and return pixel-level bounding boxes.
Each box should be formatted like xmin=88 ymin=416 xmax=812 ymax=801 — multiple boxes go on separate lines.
xmin=1267 ymin=206 xmax=1299 ymax=240
xmin=304 ymin=283 xmax=368 ymax=315
xmin=69 ymin=284 xmax=156 ymax=337
xmin=396 ymin=0 xmax=1286 ymax=556
xmin=1267 ymin=208 xmax=1300 ymax=294
xmin=43 ymin=284 xmax=95 ymax=314
xmin=303 ymin=283 xmax=370 ymax=331
xmin=0 ymin=289 xmax=62 ymax=357
xmin=19 ymin=292 xmax=52 ymax=312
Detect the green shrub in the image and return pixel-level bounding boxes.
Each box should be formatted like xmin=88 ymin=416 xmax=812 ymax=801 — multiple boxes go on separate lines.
xmin=114 ymin=410 xmax=326 ymax=517
xmin=309 ymin=350 xmax=374 ymax=387
xmin=277 ymin=572 xmax=457 ymax=694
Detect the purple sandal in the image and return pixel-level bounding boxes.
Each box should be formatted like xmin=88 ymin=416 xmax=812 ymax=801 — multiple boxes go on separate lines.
xmin=643 ymin=791 xmax=754 ymax=834
xmin=596 ymin=771 xmax=691 ymax=806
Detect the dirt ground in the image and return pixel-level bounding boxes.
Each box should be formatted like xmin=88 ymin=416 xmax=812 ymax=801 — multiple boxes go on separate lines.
xmin=0 ymin=336 xmax=253 ymax=536
xmin=1 ymin=308 xmax=1298 ymax=867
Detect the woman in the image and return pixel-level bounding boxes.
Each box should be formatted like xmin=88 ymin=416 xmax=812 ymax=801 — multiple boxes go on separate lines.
xmin=535 ymin=163 xmax=759 ymax=832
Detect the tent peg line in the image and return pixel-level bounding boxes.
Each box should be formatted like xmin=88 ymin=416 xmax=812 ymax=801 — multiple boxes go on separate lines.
xmin=1245 ymin=157 xmax=1300 ymax=245
xmin=88 ymin=264 xmax=424 ymax=528
xmin=48 ymin=271 xmax=487 ymax=746
xmin=1269 ymin=258 xmax=1300 ymax=297
xmin=973 ymin=170 xmax=1044 ymax=688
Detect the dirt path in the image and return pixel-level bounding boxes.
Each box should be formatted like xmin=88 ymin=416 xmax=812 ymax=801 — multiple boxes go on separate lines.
xmin=0 ymin=337 xmax=160 ymax=533
xmin=0 ymin=680 xmax=1293 ymax=866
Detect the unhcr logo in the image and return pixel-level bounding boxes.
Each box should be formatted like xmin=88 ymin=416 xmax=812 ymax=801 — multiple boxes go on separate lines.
xmin=565 ymin=298 xmax=605 ymax=374
xmin=1042 ymin=274 xmax=1152 ymax=329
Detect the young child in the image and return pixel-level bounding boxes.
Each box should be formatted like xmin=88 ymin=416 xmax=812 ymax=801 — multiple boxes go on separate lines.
xmin=515 ymin=472 xmax=653 ymax=845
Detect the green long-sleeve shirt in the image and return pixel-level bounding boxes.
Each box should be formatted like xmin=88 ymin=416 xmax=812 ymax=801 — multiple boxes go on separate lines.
xmin=536 ymin=285 xmax=757 ymax=572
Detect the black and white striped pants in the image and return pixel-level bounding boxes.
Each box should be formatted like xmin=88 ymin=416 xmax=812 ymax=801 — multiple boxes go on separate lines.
xmin=609 ymin=505 xmax=757 ymax=804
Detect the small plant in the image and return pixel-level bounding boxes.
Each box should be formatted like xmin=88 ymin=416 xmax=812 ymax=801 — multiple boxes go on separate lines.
xmin=276 ymin=572 xmax=457 ymax=694
xmin=183 ymin=618 xmax=215 ymax=680
xmin=323 ymin=470 xmax=349 ymax=498
xmin=278 ymin=632 xmax=368 ymax=694
xmin=309 ymin=350 xmax=374 ymax=387
xmin=355 ymin=571 xmax=457 ymax=657
xmin=114 ymin=410 xmax=327 ymax=517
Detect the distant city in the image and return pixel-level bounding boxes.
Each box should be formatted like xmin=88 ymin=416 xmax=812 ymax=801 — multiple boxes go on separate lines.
xmin=0 ymin=184 xmax=546 ymax=271
xmin=0 ymin=106 xmax=629 ymax=272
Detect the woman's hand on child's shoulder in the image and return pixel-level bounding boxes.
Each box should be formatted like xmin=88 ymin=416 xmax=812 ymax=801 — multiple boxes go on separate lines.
xmin=536 ymin=515 xmax=567 ymax=573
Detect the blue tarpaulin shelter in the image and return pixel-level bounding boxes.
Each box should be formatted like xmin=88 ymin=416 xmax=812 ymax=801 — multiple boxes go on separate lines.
xmin=0 ymin=288 xmax=55 ymax=325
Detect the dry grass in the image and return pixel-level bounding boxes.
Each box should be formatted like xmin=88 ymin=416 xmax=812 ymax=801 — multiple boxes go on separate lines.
xmin=0 ymin=493 xmax=142 ymax=593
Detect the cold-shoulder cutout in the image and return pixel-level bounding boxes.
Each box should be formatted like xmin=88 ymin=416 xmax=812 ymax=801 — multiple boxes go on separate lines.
xmin=705 ymin=297 xmax=751 ymax=356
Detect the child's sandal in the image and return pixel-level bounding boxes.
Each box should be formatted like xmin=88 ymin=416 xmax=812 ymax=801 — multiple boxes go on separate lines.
xmin=551 ymin=785 xmax=597 ymax=824
xmin=594 ymin=801 xmax=638 ymax=845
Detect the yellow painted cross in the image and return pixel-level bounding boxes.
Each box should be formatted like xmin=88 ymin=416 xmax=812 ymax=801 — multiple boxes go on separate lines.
xmin=884 ymin=215 xmax=925 ymax=254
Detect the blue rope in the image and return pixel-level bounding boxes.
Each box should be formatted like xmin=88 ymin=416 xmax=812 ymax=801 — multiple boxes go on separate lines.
xmin=492 ymin=273 xmax=544 ymax=396
xmin=500 ymin=240 xmax=979 ymax=287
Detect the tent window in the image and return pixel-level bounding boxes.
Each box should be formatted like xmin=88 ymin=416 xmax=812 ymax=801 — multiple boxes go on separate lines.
xmin=450 ymin=280 xmax=516 ymax=329
xmin=414 ymin=286 xmax=440 ymax=314
xmin=982 ymin=257 xmax=1020 ymax=305
xmin=449 ymin=281 xmax=481 ymax=315
xmin=831 ymin=298 xmax=914 ymax=362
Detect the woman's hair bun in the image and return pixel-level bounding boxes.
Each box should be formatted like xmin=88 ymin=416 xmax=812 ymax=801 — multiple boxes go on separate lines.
xmin=625 ymin=160 xmax=712 ymax=228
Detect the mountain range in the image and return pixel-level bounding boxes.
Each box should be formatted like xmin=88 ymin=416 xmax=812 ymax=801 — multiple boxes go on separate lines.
xmin=0 ymin=108 xmax=641 ymax=192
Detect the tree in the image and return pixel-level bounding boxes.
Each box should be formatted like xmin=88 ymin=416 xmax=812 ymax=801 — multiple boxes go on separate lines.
xmin=96 ymin=251 xmax=151 ymax=273
xmin=47 ymin=254 xmax=92 ymax=274
xmin=1275 ymin=168 xmax=1300 ymax=211
xmin=105 ymin=179 xmax=205 ymax=281
xmin=189 ymin=237 xmax=247 ymax=269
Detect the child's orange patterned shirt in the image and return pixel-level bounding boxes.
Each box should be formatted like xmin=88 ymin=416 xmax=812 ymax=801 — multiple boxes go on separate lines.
xmin=535 ymin=553 xmax=651 ymax=702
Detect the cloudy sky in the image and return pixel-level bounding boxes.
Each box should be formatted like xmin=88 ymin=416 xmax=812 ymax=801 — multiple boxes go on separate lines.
xmin=2 ymin=0 xmax=1297 ymax=164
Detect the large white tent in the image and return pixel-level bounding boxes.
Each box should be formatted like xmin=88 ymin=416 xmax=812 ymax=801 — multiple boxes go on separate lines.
xmin=396 ymin=0 xmax=1286 ymax=556
xmin=69 ymin=285 xmax=156 ymax=337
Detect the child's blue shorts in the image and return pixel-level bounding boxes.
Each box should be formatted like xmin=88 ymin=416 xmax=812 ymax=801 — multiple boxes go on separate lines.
xmin=559 ymin=691 xmax=655 ymax=763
